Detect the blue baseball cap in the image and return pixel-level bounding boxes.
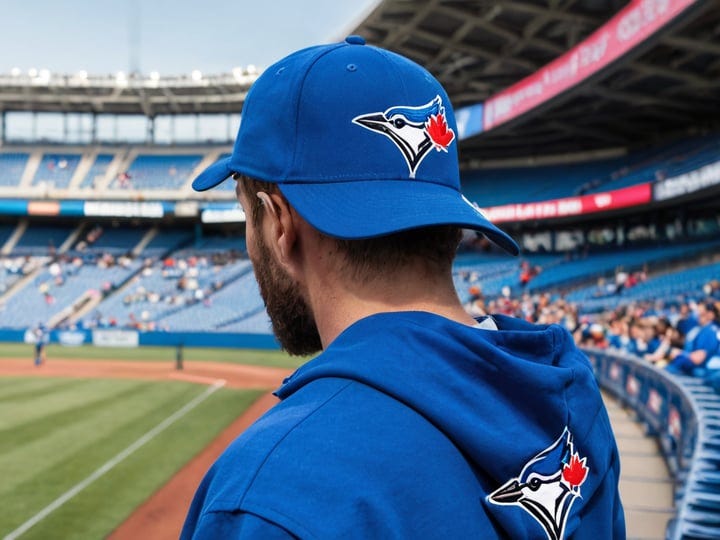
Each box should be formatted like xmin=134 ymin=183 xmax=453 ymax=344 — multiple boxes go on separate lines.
xmin=193 ymin=36 xmax=519 ymax=255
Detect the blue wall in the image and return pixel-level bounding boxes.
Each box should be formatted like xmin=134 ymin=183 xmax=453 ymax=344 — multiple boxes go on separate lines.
xmin=5 ymin=328 xmax=280 ymax=350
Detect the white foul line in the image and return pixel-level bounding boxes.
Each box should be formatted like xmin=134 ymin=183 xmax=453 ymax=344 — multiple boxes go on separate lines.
xmin=4 ymin=379 xmax=227 ymax=540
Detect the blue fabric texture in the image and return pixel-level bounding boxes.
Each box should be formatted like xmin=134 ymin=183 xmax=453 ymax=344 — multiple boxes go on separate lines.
xmin=182 ymin=312 xmax=624 ymax=539
xmin=690 ymin=324 xmax=720 ymax=361
xmin=191 ymin=37 xmax=518 ymax=255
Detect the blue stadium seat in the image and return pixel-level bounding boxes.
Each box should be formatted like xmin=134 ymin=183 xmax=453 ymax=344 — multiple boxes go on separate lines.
xmin=110 ymin=154 xmax=203 ymax=190
xmin=32 ymin=153 xmax=82 ymax=189
xmin=0 ymin=153 xmax=30 ymax=187
xmin=79 ymin=153 xmax=115 ymax=189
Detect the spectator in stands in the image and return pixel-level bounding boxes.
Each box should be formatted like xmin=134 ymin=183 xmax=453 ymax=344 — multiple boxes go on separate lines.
xmin=615 ymin=269 xmax=629 ymax=295
xmin=666 ymin=301 xmax=720 ymax=375
xmin=675 ymin=302 xmax=699 ymax=338
xmin=464 ymin=285 xmax=485 ymax=317
xmin=628 ymin=319 xmax=649 ymax=356
xmin=518 ymin=260 xmax=541 ymax=289
xmin=607 ymin=317 xmax=631 ymax=351
xmin=645 ymin=323 xmax=682 ymax=366
xmin=704 ymin=279 xmax=720 ymax=300
xmin=182 ymin=39 xmax=623 ymax=539
xmin=117 ymin=171 xmax=132 ymax=188
xmin=575 ymin=322 xmax=609 ymax=349
xmin=519 ymin=260 xmax=532 ymax=288
xmin=644 ymin=317 xmax=669 ymax=356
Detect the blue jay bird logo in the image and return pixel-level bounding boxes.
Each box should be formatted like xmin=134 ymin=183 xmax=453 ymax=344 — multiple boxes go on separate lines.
xmin=487 ymin=428 xmax=589 ymax=540
xmin=352 ymin=95 xmax=456 ymax=178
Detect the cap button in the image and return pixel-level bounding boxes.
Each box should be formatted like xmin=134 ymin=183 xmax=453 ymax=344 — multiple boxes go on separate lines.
xmin=345 ymin=35 xmax=366 ymax=45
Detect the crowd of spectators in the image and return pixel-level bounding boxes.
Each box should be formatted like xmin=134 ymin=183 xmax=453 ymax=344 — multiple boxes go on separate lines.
xmin=573 ymin=298 xmax=720 ymax=376
xmin=464 ymin=277 xmax=720 ymax=381
xmin=591 ymin=268 xmax=648 ymax=297
xmin=84 ymin=252 xmax=241 ymax=331
xmin=35 ymin=252 xmax=134 ymax=306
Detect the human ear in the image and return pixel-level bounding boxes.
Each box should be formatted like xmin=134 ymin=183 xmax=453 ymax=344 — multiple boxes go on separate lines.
xmin=257 ymin=192 xmax=300 ymax=274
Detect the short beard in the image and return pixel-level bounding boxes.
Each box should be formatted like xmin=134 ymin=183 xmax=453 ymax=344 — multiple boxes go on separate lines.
xmin=252 ymin=232 xmax=323 ymax=356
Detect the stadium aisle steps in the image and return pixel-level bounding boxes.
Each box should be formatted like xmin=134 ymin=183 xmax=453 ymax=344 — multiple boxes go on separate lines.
xmin=1 ymin=221 xmax=26 ymax=255
xmin=603 ymin=391 xmax=676 ymax=539
xmin=68 ymin=152 xmax=96 ymax=189
xmin=20 ymin=151 xmax=42 ymax=187
xmin=99 ymin=151 xmax=128 ymax=190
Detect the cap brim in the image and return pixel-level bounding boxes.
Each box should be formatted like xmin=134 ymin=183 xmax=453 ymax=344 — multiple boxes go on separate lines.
xmin=192 ymin=157 xmax=233 ymax=192
xmin=279 ymin=180 xmax=519 ymax=255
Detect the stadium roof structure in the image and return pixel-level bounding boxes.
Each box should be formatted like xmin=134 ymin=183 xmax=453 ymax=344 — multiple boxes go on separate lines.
xmin=0 ymin=69 xmax=258 ymax=116
xmin=0 ymin=0 xmax=718 ymax=161
xmin=353 ymin=0 xmax=720 ymax=162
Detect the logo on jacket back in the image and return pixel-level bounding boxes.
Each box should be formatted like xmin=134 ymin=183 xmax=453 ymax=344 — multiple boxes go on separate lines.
xmin=352 ymin=95 xmax=455 ymax=178
xmin=487 ymin=428 xmax=589 ymax=540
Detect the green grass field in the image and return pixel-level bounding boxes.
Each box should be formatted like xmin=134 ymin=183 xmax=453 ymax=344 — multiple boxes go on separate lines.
xmin=0 ymin=376 xmax=263 ymax=539
xmin=0 ymin=343 xmax=307 ymax=538
xmin=0 ymin=343 xmax=309 ymax=369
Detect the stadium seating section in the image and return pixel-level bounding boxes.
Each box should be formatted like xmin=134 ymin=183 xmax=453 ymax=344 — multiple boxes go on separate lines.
xmin=32 ymin=153 xmax=82 ymax=189
xmin=79 ymin=153 xmax=114 ymax=189
xmin=109 ymin=154 xmax=204 ymax=190
xmin=0 ymin=153 xmax=29 ymax=187
xmin=462 ymin=133 xmax=720 ymax=206
xmin=0 ymin=217 xmax=711 ymax=336
xmin=0 ymin=131 xmax=714 ymax=200
xmin=0 ymin=138 xmax=717 ymax=540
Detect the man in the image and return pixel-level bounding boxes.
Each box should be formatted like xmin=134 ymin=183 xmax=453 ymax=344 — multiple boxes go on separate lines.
xmin=666 ymin=301 xmax=719 ymax=376
xmin=33 ymin=323 xmax=48 ymax=366
xmin=675 ymin=301 xmax=699 ymax=337
xmin=182 ymin=36 xmax=624 ymax=539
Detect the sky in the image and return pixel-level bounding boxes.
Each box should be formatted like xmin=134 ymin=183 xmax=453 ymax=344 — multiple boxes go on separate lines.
xmin=0 ymin=0 xmax=379 ymax=76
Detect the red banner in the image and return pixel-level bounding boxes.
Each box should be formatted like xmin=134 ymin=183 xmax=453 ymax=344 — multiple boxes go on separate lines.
xmin=482 ymin=183 xmax=652 ymax=223
xmin=483 ymin=0 xmax=699 ymax=130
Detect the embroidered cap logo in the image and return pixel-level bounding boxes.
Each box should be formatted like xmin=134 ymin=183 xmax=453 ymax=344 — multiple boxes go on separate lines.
xmin=352 ymin=95 xmax=456 ymax=178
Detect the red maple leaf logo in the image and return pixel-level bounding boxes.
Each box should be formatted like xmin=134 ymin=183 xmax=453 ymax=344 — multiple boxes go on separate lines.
xmin=562 ymin=453 xmax=589 ymax=488
xmin=425 ymin=113 xmax=455 ymax=151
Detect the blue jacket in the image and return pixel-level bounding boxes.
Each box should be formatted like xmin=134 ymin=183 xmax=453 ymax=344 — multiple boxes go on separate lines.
xmin=182 ymin=312 xmax=624 ymax=539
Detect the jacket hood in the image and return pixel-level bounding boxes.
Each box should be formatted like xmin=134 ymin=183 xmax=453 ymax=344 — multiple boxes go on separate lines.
xmin=276 ymin=311 xmax=619 ymax=537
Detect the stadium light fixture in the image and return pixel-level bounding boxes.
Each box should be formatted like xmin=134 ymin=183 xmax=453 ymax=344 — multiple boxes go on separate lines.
xmin=246 ymin=64 xmax=257 ymax=74
xmin=10 ymin=67 xmax=21 ymax=77
xmin=28 ymin=68 xmax=38 ymax=77
xmin=38 ymin=69 xmax=51 ymax=82
xmin=78 ymin=70 xmax=88 ymax=80
xmin=116 ymin=71 xmax=128 ymax=87
xmin=191 ymin=69 xmax=203 ymax=82
xmin=148 ymin=70 xmax=160 ymax=88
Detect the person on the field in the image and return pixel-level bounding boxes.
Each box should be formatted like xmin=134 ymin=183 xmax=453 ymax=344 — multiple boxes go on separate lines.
xmin=182 ymin=37 xmax=624 ymax=539
xmin=33 ymin=323 xmax=48 ymax=366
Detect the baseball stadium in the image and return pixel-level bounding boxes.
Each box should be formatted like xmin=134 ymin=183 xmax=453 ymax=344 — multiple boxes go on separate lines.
xmin=1 ymin=0 xmax=719 ymax=538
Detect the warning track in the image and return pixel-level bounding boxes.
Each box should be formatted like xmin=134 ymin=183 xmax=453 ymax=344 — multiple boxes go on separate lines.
xmin=0 ymin=358 xmax=292 ymax=389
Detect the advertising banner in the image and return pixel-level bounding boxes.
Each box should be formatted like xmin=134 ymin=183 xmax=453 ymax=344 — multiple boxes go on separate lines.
xmin=57 ymin=331 xmax=88 ymax=346
xmin=92 ymin=329 xmax=140 ymax=348
xmin=455 ymin=103 xmax=484 ymax=140
xmin=483 ymin=183 xmax=652 ymax=223
xmin=483 ymin=0 xmax=699 ymax=130
xmin=83 ymin=201 xmax=165 ymax=218
xmin=201 ymin=207 xmax=246 ymax=223
xmin=653 ymin=160 xmax=720 ymax=201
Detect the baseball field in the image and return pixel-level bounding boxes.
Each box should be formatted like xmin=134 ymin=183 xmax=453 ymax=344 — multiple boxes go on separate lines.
xmin=0 ymin=343 xmax=304 ymax=540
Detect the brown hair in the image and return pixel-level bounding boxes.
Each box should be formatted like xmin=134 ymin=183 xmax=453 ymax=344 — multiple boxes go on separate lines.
xmin=237 ymin=175 xmax=461 ymax=279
